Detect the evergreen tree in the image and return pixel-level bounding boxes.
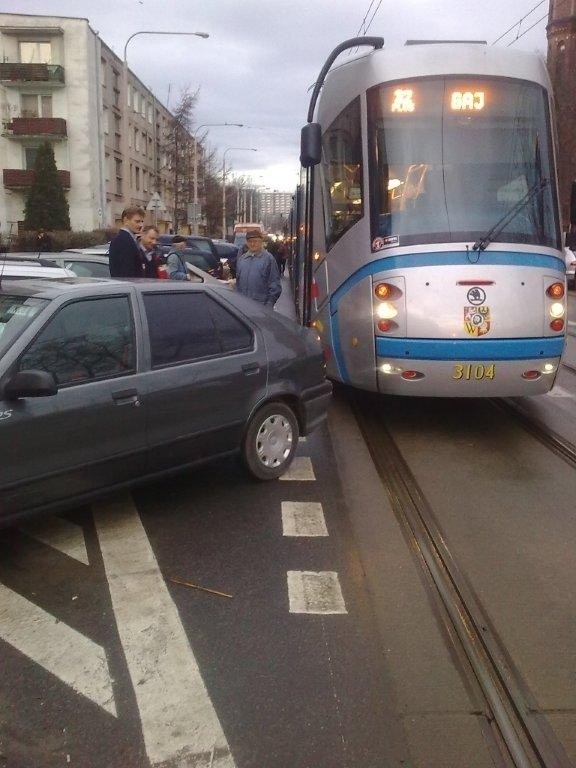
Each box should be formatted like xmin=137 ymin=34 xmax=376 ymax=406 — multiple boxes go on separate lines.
xmin=24 ymin=142 xmax=71 ymax=231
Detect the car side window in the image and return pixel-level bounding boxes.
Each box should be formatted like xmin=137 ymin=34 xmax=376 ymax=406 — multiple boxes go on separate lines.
xmin=19 ymin=296 xmax=136 ymax=386
xmin=143 ymin=292 xmax=253 ymax=367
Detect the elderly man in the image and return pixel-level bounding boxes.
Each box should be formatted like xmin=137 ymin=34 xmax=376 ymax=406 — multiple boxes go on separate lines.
xmin=235 ymin=229 xmax=281 ymax=307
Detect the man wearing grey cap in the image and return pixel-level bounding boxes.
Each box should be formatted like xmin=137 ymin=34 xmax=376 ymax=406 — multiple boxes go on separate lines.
xmin=235 ymin=230 xmax=281 ymax=307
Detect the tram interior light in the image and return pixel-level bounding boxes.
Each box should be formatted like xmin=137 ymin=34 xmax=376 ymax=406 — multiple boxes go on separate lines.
xmin=388 ymin=179 xmax=402 ymax=191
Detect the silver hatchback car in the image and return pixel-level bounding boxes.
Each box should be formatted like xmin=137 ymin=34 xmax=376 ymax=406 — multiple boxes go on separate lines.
xmin=0 ymin=278 xmax=331 ymax=524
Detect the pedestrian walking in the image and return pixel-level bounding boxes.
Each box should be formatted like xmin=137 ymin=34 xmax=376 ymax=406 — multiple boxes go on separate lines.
xmin=235 ymin=230 xmax=281 ymax=307
xmin=109 ymin=206 xmax=145 ymax=278
xmin=166 ymin=235 xmax=190 ymax=280
xmin=36 ymin=228 xmax=53 ymax=252
xmin=138 ymin=225 xmax=162 ymax=278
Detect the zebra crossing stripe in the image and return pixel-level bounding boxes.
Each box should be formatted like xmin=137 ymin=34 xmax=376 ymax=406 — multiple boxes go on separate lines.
xmin=19 ymin=516 xmax=89 ymax=565
xmin=280 ymin=456 xmax=316 ymax=481
xmin=287 ymin=571 xmax=347 ymax=614
xmin=0 ymin=583 xmax=116 ymax=716
xmin=282 ymin=501 xmax=328 ymax=536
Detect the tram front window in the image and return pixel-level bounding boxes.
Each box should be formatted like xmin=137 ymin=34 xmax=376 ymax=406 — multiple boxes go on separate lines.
xmin=367 ymin=77 xmax=560 ymax=250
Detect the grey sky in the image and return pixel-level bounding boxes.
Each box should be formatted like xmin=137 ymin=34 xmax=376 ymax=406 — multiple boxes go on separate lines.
xmin=5 ymin=0 xmax=549 ymax=190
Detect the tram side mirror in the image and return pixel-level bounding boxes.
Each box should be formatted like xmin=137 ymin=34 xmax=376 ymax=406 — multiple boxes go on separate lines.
xmin=300 ymin=123 xmax=322 ymax=168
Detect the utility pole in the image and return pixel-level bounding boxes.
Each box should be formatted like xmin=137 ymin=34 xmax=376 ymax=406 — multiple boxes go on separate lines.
xmin=547 ymin=0 xmax=576 ymax=226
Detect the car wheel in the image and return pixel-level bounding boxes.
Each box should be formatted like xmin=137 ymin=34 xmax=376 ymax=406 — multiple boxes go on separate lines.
xmin=242 ymin=402 xmax=299 ymax=480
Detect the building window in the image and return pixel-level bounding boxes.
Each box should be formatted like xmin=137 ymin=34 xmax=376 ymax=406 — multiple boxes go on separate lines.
xmin=115 ymin=158 xmax=122 ymax=194
xmin=21 ymin=94 xmax=52 ymax=118
xmin=135 ymin=166 xmax=140 ymax=192
xmin=127 ymin=84 xmax=132 ymax=108
xmin=103 ymin=107 xmax=109 ymax=135
xmin=25 ymin=147 xmax=39 ymax=170
xmin=135 ymin=129 xmax=140 ymax=152
xmin=142 ymin=169 xmax=147 ymax=193
xmin=19 ymin=41 xmax=52 ymax=64
xmin=105 ymin=152 xmax=110 ymax=182
xmin=148 ymin=103 xmax=153 ymax=124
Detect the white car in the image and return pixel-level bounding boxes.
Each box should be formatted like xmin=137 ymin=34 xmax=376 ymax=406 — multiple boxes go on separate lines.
xmin=0 ymin=256 xmax=75 ymax=281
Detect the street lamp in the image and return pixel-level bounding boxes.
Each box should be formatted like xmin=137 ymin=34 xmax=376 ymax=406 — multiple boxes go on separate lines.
xmin=192 ymin=122 xmax=243 ymax=234
xmin=122 ymin=30 xmax=209 ymax=211
xmin=222 ymin=147 xmax=257 ymax=239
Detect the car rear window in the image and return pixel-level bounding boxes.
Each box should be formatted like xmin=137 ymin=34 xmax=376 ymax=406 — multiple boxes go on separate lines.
xmin=0 ymin=295 xmax=49 ymax=359
xmin=143 ymin=291 xmax=253 ymax=367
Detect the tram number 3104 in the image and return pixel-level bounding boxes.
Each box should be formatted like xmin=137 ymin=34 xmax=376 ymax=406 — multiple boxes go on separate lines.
xmin=452 ymin=363 xmax=496 ymax=381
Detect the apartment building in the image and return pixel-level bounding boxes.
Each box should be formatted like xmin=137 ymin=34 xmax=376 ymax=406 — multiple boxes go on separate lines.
xmin=260 ymin=190 xmax=293 ymax=232
xmin=0 ymin=13 xmax=176 ymax=234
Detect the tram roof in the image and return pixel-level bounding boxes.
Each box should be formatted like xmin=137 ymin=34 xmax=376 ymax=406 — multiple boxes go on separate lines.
xmin=315 ymin=43 xmax=550 ymax=126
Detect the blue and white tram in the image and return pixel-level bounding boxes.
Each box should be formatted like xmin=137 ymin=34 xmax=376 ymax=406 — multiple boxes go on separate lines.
xmin=296 ymin=38 xmax=566 ymax=396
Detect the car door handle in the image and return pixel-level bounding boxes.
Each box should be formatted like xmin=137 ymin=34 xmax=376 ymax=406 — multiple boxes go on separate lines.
xmin=112 ymin=388 xmax=141 ymax=406
xmin=242 ymin=363 xmax=260 ymax=376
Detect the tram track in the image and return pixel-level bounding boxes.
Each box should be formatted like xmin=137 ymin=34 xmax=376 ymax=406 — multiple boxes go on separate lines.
xmin=350 ymin=391 xmax=573 ymax=768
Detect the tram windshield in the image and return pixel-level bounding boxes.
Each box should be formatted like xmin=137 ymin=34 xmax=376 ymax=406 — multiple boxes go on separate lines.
xmin=367 ymin=77 xmax=560 ymax=251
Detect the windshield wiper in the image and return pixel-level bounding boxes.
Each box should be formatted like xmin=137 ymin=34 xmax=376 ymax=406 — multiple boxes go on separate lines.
xmin=472 ymin=178 xmax=550 ymax=252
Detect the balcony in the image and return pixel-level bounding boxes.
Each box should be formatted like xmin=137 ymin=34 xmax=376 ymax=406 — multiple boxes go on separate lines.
xmin=3 ymin=117 xmax=67 ymax=140
xmin=0 ymin=63 xmax=65 ymax=87
xmin=3 ymin=169 xmax=70 ymax=189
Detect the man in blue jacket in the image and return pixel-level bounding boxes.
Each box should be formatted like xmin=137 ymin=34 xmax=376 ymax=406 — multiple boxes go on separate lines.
xmin=109 ymin=206 xmax=145 ymax=277
xmin=235 ymin=230 xmax=281 ymax=307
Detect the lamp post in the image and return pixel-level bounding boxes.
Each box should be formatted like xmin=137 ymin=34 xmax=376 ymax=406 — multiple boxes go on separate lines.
xmin=122 ymin=30 xmax=209 ymax=211
xmin=222 ymin=147 xmax=257 ymax=239
xmin=192 ymin=122 xmax=242 ymax=234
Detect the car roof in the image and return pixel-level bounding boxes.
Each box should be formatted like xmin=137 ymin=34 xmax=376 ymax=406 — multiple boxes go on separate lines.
xmin=0 ymin=263 xmax=75 ymax=279
xmin=0 ymin=276 xmax=230 ymax=299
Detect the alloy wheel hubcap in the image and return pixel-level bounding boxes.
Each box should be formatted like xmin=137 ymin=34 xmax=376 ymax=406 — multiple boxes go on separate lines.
xmin=256 ymin=415 xmax=293 ymax=467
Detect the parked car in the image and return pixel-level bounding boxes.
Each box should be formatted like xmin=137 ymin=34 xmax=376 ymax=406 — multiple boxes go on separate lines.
xmin=157 ymin=235 xmax=226 ymax=279
xmin=45 ymin=252 xmax=219 ymax=283
xmin=212 ymin=241 xmax=240 ymax=277
xmin=65 ymin=243 xmax=110 ymax=256
xmin=0 ymin=278 xmax=331 ymax=523
xmin=0 ymin=255 xmax=75 ymax=280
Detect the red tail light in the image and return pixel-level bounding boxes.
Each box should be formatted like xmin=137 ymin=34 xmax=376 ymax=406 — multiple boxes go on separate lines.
xmin=377 ymin=319 xmax=398 ymax=332
xmin=401 ymin=370 xmax=424 ymax=380
xmin=522 ymin=370 xmax=541 ymax=380
xmin=550 ymin=318 xmax=564 ymax=331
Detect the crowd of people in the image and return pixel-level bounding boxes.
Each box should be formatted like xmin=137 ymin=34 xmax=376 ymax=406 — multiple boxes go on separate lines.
xmin=108 ymin=206 xmax=284 ymax=308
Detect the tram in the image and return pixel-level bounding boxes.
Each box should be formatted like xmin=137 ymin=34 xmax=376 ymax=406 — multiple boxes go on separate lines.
xmin=294 ymin=38 xmax=567 ymax=396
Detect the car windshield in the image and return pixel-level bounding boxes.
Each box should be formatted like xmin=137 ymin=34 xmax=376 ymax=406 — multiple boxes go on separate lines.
xmin=367 ymin=76 xmax=560 ymax=249
xmin=0 ymin=295 xmax=49 ymax=358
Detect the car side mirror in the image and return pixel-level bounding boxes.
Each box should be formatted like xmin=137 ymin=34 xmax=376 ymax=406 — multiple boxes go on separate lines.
xmin=300 ymin=123 xmax=322 ymax=168
xmin=3 ymin=370 xmax=58 ymax=400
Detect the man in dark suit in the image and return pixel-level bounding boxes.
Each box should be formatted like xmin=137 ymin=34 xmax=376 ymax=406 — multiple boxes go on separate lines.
xmin=109 ymin=206 xmax=146 ymax=277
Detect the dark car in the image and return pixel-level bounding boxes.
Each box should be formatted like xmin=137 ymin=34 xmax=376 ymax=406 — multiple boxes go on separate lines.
xmin=212 ymin=241 xmax=240 ymax=277
xmin=0 ymin=278 xmax=331 ymax=524
xmin=158 ymin=235 xmax=225 ymax=279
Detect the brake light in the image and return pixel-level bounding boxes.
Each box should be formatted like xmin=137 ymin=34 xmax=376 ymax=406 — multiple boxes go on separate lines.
xmin=377 ymin=319 xmax=398 ymax=332
xmin=401 ymin=370 xmax=424 ymax=380
xmin=550 ymin=318 xmax=564 ymax=331
xmin=522 ymin=370 xmax=541 ymax=380
xmin=547 ymin=282 xmax=564 ymax=299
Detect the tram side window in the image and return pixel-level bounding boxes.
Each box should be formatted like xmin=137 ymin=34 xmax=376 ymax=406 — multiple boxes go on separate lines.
xmin=321 ymin=97 xmax=363 ymax=249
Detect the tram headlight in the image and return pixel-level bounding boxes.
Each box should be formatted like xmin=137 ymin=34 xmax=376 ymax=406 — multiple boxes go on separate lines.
xmin=549 ymin=302 xmax=564 ymax=319
xmin=376 ymin=302 xmax=398 ymax=319
xmin=543 ymin=363 xmax=556 ymax=374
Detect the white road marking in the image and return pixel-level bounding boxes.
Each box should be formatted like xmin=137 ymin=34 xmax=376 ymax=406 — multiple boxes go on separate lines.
xmin=287 ymin=571 xmax=347 ymax=614
xmin=280 ymin=456 xmax=316 ymax=481
xmin=546 ymin=385 xmax=574 ymax=398
xmin=282 ymin=501 xmax=328 ymax=537
xmin=94 ymin=494 xmax=235 ymax=768
xmin=0 ymin=584 xmax=116 ymax=716
xmin=18 ymin=516 xmax=89 ymax=565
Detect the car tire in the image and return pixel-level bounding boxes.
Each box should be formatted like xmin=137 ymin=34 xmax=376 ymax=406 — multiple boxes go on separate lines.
xmin=242 ymin=402 xmax=299 ymax=480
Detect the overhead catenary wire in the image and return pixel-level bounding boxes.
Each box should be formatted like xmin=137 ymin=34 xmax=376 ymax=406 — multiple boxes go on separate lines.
xmin=349 ymin=0 xmax=383 ymax=54
xmin=491 ymin=0 xmax=547 ymax=45
xmin=507 ymin=13 xmax=549 ymax=45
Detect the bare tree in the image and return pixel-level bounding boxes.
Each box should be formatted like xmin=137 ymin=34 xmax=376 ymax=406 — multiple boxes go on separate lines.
xmin=165 ymin=87 xmax=197 ymax=232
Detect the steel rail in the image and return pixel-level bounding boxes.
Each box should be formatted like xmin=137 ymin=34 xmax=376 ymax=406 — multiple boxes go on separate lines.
xmin=351 ymin=392 xmax=572 ymax=768
xmin=494 ymin=398 xmax=576 ymax=469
